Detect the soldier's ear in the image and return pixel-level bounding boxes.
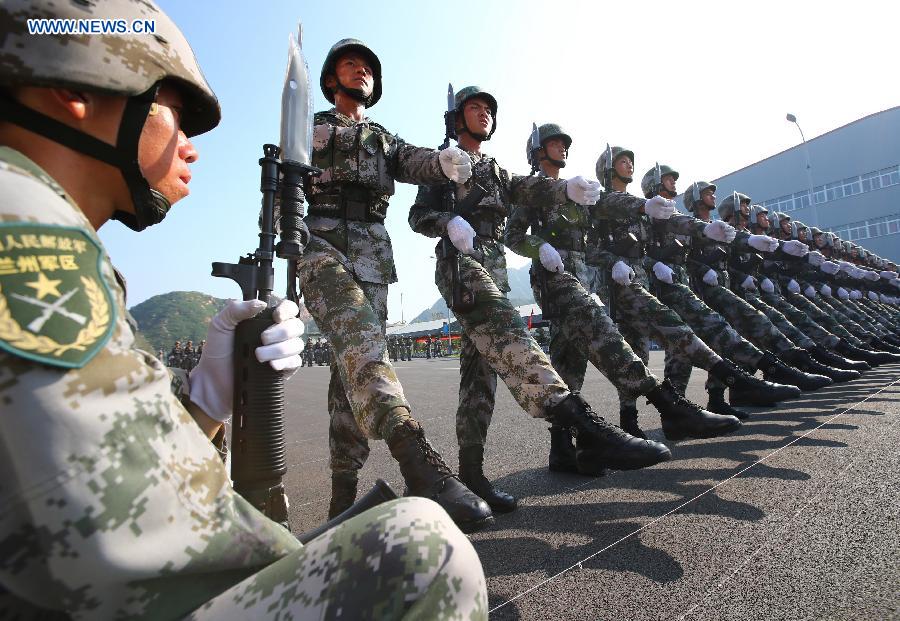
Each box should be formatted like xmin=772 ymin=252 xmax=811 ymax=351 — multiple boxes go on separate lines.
xmin=50 ymin=88 xmax=90 ymax=121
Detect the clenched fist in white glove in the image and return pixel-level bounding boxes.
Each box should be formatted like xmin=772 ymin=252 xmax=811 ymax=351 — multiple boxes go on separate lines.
xmin=807 ymin=250 xmax=825 ymax=266
xmin=850 ymin=289 xmax=862 ymax=300
xmin=787 ymin=279 xmax=801 ymax=294
xmin=703 ymin=269 xmax=719 ymax=286
xmin=611 ymin=260 xmax=635 ymax=285
xmin=837 ymin=287 xmax=849 ymax=300
xmin=447 ymin=215 xmax=476 ymax=255
xmin=703 ymin=220 xmax=736 ymax=243
xmin=748 ymin=234 xmax=779 ymax=253
xmin=820 ymin=284 xmax=832 ymax=297
xmin=644 ymin=195 xmax=676 ymax=220
xmin=804 ymin=285 xmax=817 ymax=298
xmin=880 ymin=270 xmax=898 ymax=280
xmin=868 ymin=291 xmax=879 ymax=301
xmin=820 ymin=261 xmax=840 ymax=275
xmin=783 ymin=240 xmax=809 ymax=257
xmin=760 ymin=278 xmax=775 ymax=293
xmin=539 ymin=243 xmax=564 ymax=273
xmin=438 ymin=146 xmax=472 ymax=183
xmin=566 ymin=176 xmax=603 ymax=205
xmin=740 ymin=275 xmax=757 ymax=290
xmin=652 ymin=261 xmax=674 ymax=284
xmin=190 ymin=298 xmax=305 ymax=423
xmin=864 ymin=270 xmax=880 ymax=282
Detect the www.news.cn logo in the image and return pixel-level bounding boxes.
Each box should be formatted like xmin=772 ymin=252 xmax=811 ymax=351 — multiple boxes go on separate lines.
xmin=27 ymin=18 xmax=156 ymax=35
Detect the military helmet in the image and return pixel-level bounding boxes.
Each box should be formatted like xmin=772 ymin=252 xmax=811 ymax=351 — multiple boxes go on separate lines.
xmin=595 ymin=146 xmax=635 ymax=185
xmin=716 ymin=192 xmax=752 ymax=223
xmin=640 ymin=164 xmax=679 ymax=198
xmin=682 ymin=181 xmax=716 ymax=212
xmin=0 ymin=0 xmax=220 ymax=233
xmin=454 ymin=86 xmax=498 ymax=139
xmin=525 ymin=123 xmax=572 ymax=170
xmin=749 ymin=204 xmax=769 ymax=230
xmin=791 ymin=220 xmax=809 ymax=240
xmin=319 ymin=38 xmax=382 ymax=106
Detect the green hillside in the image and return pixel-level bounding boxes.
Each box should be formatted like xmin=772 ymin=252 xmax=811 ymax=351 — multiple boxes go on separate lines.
xmin=130 ymin=291 xmax=227 ymax=353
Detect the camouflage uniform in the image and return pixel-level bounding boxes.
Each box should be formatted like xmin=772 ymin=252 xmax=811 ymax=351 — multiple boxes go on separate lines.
xmin=0 ymin=148 xmax=486 ymax=620
xmin=504 ymin=183 xmax=659 ymax=399
xmin=409 ymin=152 xmax=572 ymax=448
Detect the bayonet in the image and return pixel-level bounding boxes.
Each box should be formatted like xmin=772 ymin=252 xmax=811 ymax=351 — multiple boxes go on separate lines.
xmin=529 ymin=122 xmax=541 ymax=175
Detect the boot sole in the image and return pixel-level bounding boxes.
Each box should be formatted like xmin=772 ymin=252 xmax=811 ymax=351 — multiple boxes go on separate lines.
xmin=456 ymin=514 xmax=496 ymax=534
xmin=663 ymin=420 xmax=742 ymax=441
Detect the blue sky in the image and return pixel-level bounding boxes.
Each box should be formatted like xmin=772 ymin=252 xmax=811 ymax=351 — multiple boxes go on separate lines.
xmin=98 ymin=0 xmax=899 ymax=322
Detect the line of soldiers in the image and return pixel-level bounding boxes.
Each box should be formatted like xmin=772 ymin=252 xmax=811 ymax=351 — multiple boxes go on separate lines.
xmin=301 ymin=337 xmax=332 ymax=366
xmin=160 ymin=339 xmax=204 ymax=371
xmin=387 ymin=334 xmax=446 ymax=360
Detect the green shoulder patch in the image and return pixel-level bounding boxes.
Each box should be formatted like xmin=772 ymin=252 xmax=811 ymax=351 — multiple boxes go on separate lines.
xmin=0 ymin=223 xmax=116 ymax=368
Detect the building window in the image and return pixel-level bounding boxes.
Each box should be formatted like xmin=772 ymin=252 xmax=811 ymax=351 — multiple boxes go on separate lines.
xmin=842 ymin=176 xmax=862 ymax=196
xmin=827 ymin=213 xmax=900 ymax=243
xmin=880 ymin=165 xmax=900 ymax=187
xmin=759 ymin=163 xmax=898 ymax=209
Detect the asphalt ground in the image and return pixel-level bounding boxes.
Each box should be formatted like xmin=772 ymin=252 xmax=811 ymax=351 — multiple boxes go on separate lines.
xmin=276 ymin=353 xmax=900 ymax=620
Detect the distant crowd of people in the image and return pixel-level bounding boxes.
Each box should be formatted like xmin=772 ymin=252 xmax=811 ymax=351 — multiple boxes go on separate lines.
xmin=159 ymin=340 xmax=204 ymax=371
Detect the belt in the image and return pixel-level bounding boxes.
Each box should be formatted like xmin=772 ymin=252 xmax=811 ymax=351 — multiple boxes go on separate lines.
xmin=467 ymin=216 xmax=501 ymax=240
xmin=308 ymin=192 xmax=385 ymax=222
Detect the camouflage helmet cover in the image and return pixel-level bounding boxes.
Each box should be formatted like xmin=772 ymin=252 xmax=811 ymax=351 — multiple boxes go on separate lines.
xmin=319 ymin=38 xmax=382 ymax=106
xmin=0 ymin=0 xmax=220 ymax=137
xmin=716 ymin=192 xmax=752 ymax=222
xmin=525 ymin=123 xmax=572 ymax=169
xmin=454 ymin=86 xmax=497 ymax=138
xmin=682 ymin=181 xmax=716 ymax=212
xmin=595 ymin=146 xmax=635 ymax=182
xmin=640 ymin=164 xmax=679 ymax=198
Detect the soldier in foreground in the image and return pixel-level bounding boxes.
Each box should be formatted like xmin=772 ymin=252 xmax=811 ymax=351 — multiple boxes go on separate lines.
xmin=411 ymin=88 xmax=674 ymax=512
xmin=0 ymin=2 xmax=488 ymax=618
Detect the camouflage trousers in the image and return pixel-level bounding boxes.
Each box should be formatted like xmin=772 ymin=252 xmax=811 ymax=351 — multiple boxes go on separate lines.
xmin=531 ymin=267 xmax=659 ymax=400
xmin=743 ymin=291 xmax=816 ymax=350
xmin=809 ymin=295 xmax=873 ymax=343
xmin=850 ymin=298 xmax=896 ymax=330
xmin=436 ymin=254 xmax=569 ymax=449
xmin=188 ymin=498 xmax=488 ymax=621
xmin=700 ymin=284 xmax=793 ymax=354
xmin=655 ymin=281 xmax=764 ymax=395
xmin=825 ymin=296 xmax=887 ymax=336
xmin=783 ymin=291 xmax=865 ymax=347
xmin=602 ymin=278 xmax=722 ymax=409
xmin=297 ymin=239 xmax=409 ymax=473
xmin=760 ymin=291 xmax=841 ymax=349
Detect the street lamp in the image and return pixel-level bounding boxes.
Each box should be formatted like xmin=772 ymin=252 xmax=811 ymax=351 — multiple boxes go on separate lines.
xmin=786 ymin=113 xmax=819 ymax=228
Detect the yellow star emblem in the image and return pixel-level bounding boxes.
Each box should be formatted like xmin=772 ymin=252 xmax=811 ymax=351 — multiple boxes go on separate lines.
xmin=25 ymin=272 xmax=63 ymax=300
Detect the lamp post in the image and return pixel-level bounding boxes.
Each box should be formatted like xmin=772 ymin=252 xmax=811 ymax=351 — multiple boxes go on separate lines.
xmin=786 ymin=113 xmax=819 ymax=228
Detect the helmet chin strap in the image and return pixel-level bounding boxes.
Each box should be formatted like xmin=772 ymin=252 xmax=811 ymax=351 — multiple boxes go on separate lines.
xmin=614 ymin=172 xmax=633 ymax=184
xmin=0 ymin=85 xmax=169 ymax=232
xmin=334 ymin=77 xmax=373 ymax=107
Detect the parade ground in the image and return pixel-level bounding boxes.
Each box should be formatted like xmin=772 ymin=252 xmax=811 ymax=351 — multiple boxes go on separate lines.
xmin=279 ymin=353 xmax=900 ymax=620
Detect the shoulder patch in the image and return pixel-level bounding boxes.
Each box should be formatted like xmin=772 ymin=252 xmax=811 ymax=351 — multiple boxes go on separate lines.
xmin=0 ymin=222 xmax=115 ymax=368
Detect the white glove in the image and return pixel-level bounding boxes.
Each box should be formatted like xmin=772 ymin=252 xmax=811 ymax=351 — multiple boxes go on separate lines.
xmin=702 ymin=269 xmax=719 ymax=286
xmin=748 ymin=234 xmax=779 ymax=253
xmin=807 ymin=250 xmax=825 ymax=266
xmin=190 ymin=299 xmax=305 ymax=423
xmin=880 ymin=270 xmax=898 ymax=280
xmin=565 ymin=176 xmax=603 ymax=205
xmin=703 ymin=220 xmax=736 ymax=243
xmin=880 ymin=293 xmax=890 ymax=303
xmin=868 ymin=291 xmax=879 ymax=301
xmin=539 ymin=242 xmax=564 ymax=273
xmin=447 ymin=215 xmax=476 ymax=255
xmin=819 ymin=261 xmax=840 ymax=275
xmin=740 ymin=275 xmax=757 ymax=290
xmin=820 ymin=284 xmax=832 ymax=297
xmin=804 ymin=285 xmax=817 ymax=298
xmin=850 ymin=267 xmax=865 ymax=280
xmin=783 ymin=240 xmax=809 ymax=257
xmin=644 ymin=195 xmax=676 ymax=220
xmin=652 ymin=261 xmax=674 ymax=284
xmin=787 ymin=279 xmax=801 ymax=294
xmin=438 ymin=146 xmax=472 ymax=183
xmin=760 ymin=278 xmax=775 ymax=293
xmin=850 ymin=289 xmax=862 ymax=300
xmin=837 ymin=287 xmax=849 ymax=300
xmin=611 ymin=260 xmax=635 ymax=285
xmin=864 ymin=270 xmax=880 ymax=282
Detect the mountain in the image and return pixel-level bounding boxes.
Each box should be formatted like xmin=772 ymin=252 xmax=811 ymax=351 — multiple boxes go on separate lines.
xmin=409 ymin=264 xmax=535 ymax=324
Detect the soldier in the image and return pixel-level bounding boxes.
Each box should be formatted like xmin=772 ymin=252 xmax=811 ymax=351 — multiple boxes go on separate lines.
xmin=505 ymin=125 xmax=742 ymax=461
xmin=0 ymin=2 xmax=488 ymax=618
xmin=168 ymin=340 xmax=183 ymax=368
xmin=183 ymin=339 xmax=196 ymax=370
xmin=587 ymin=148 xmax=801 ymax=432
xmin=425 ymin=334 xmax=432 ymax=359
xmin=293 ymin=40 xmax=494 ymax=530
xmin=411 ymin=87 xmax=676 ymax=512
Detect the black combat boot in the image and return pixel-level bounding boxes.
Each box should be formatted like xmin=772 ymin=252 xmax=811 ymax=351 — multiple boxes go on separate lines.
xmin=708 ymin=358 xmax=801 ymax=405
xmin=548 ymin=424 xmax=585 ymax=474
xmin=810 ymin=344 xmax=870 ymax=371
xmin=779 ymin=347 xmax=861 ymax=383
xmin=458 ymin=445 xmax=518 ymax=513
xmin=870 ymin=337 xmax=900 ymax=355
xmin=645 ymin=379 xmax=741 ymax=441
xmin=759 ymin=351 xmax=832 ymax=391
xmin=835 ymin=339 xmax=887 ymax=366
xmin=328 ymin=470 xmax=359 ymax=519
xmin=386 ymin=419 xmax=494 ymax=533
xmin=618 ymin=404 xmax=647 ymax=440
xmin=547 ymin=393 xmax=671 ymax=472
xmin=707 ymin=389 xmax=750 ymax=420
